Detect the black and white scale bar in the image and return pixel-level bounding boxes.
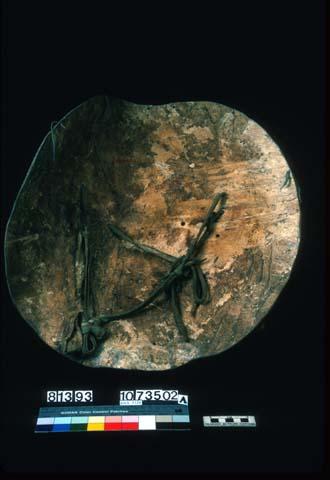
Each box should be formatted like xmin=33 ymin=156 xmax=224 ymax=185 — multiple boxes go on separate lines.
xmin=203 ymin=416 xmax=256 ymax=427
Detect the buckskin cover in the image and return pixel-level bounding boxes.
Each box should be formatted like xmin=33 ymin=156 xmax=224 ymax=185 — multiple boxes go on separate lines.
xmin=5 ymin=97 xmax=300 ymax=369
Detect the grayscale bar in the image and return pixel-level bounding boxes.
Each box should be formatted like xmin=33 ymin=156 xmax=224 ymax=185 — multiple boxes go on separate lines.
xmin=203 ymin=415 xmax=256 ymax=427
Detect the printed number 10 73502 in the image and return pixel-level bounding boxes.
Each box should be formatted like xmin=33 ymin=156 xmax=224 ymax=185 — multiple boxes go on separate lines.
xmin=120 ymin=390 xmax=178 ymax=402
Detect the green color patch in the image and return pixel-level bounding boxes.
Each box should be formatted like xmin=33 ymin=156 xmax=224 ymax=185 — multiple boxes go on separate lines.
xmin=70 ymin=423 xmax=87 ymax=432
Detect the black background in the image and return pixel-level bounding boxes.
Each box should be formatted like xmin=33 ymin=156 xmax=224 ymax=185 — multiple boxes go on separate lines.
xmin=1 ymin=0 xmax=326 ymax=474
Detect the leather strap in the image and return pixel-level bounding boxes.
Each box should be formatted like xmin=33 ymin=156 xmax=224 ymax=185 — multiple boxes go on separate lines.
xmin=65 ymin=190 xmax=227 ymax=356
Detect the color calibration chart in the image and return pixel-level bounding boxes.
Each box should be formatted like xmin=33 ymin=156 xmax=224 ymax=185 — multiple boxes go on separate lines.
xmin=35 ymin=403 xmax=190 ymax=433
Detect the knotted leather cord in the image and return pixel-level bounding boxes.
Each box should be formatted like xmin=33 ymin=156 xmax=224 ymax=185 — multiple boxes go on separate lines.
xmin=65 ymin=191 xmax=227 ymax=356
xmin=63 ymin=185 xmax=99 ymax=354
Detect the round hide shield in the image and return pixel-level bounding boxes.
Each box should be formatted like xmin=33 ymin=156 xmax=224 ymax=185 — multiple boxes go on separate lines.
xmin=5 ymin=96 xmax=300 ymax=370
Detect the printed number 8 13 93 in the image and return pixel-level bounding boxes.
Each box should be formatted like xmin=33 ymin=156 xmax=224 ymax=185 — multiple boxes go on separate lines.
xmin=46 ymin=390 xmax=93 ymax=403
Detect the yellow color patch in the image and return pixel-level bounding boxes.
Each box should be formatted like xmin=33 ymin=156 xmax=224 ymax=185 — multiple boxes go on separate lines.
xmin=87 ymin=422 xmax=104 ymax=431
xmin=88 ymin=416 xmax=105 ymax=423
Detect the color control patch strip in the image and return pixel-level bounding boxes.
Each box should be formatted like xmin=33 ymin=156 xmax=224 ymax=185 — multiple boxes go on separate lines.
xmin=35 ymin=405 xmax=190 ymax=432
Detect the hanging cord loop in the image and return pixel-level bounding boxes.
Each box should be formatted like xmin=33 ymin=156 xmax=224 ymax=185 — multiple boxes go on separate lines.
xmin=65 ymin=191 xmax=227 ymax=356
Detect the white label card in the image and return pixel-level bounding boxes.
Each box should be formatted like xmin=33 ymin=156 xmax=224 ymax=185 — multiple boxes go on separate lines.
xmin=46 ymin=390 xmax=93 ymax=403
xmin=120 ymin=390 xmax=179 ymax=402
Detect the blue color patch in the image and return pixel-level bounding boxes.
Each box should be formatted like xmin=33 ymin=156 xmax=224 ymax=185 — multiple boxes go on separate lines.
xmin=37 ymin=417 xmax=54 ymax=425
xmin=52 ymin=423 xmax=71 ymax=432
xmin=172 ymin=415 xmax=190 ymax=423
xmin=54 ymin=417 xmax=71 ymax=424
xmin=35 ymin=424 xmax=53 ymax=432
